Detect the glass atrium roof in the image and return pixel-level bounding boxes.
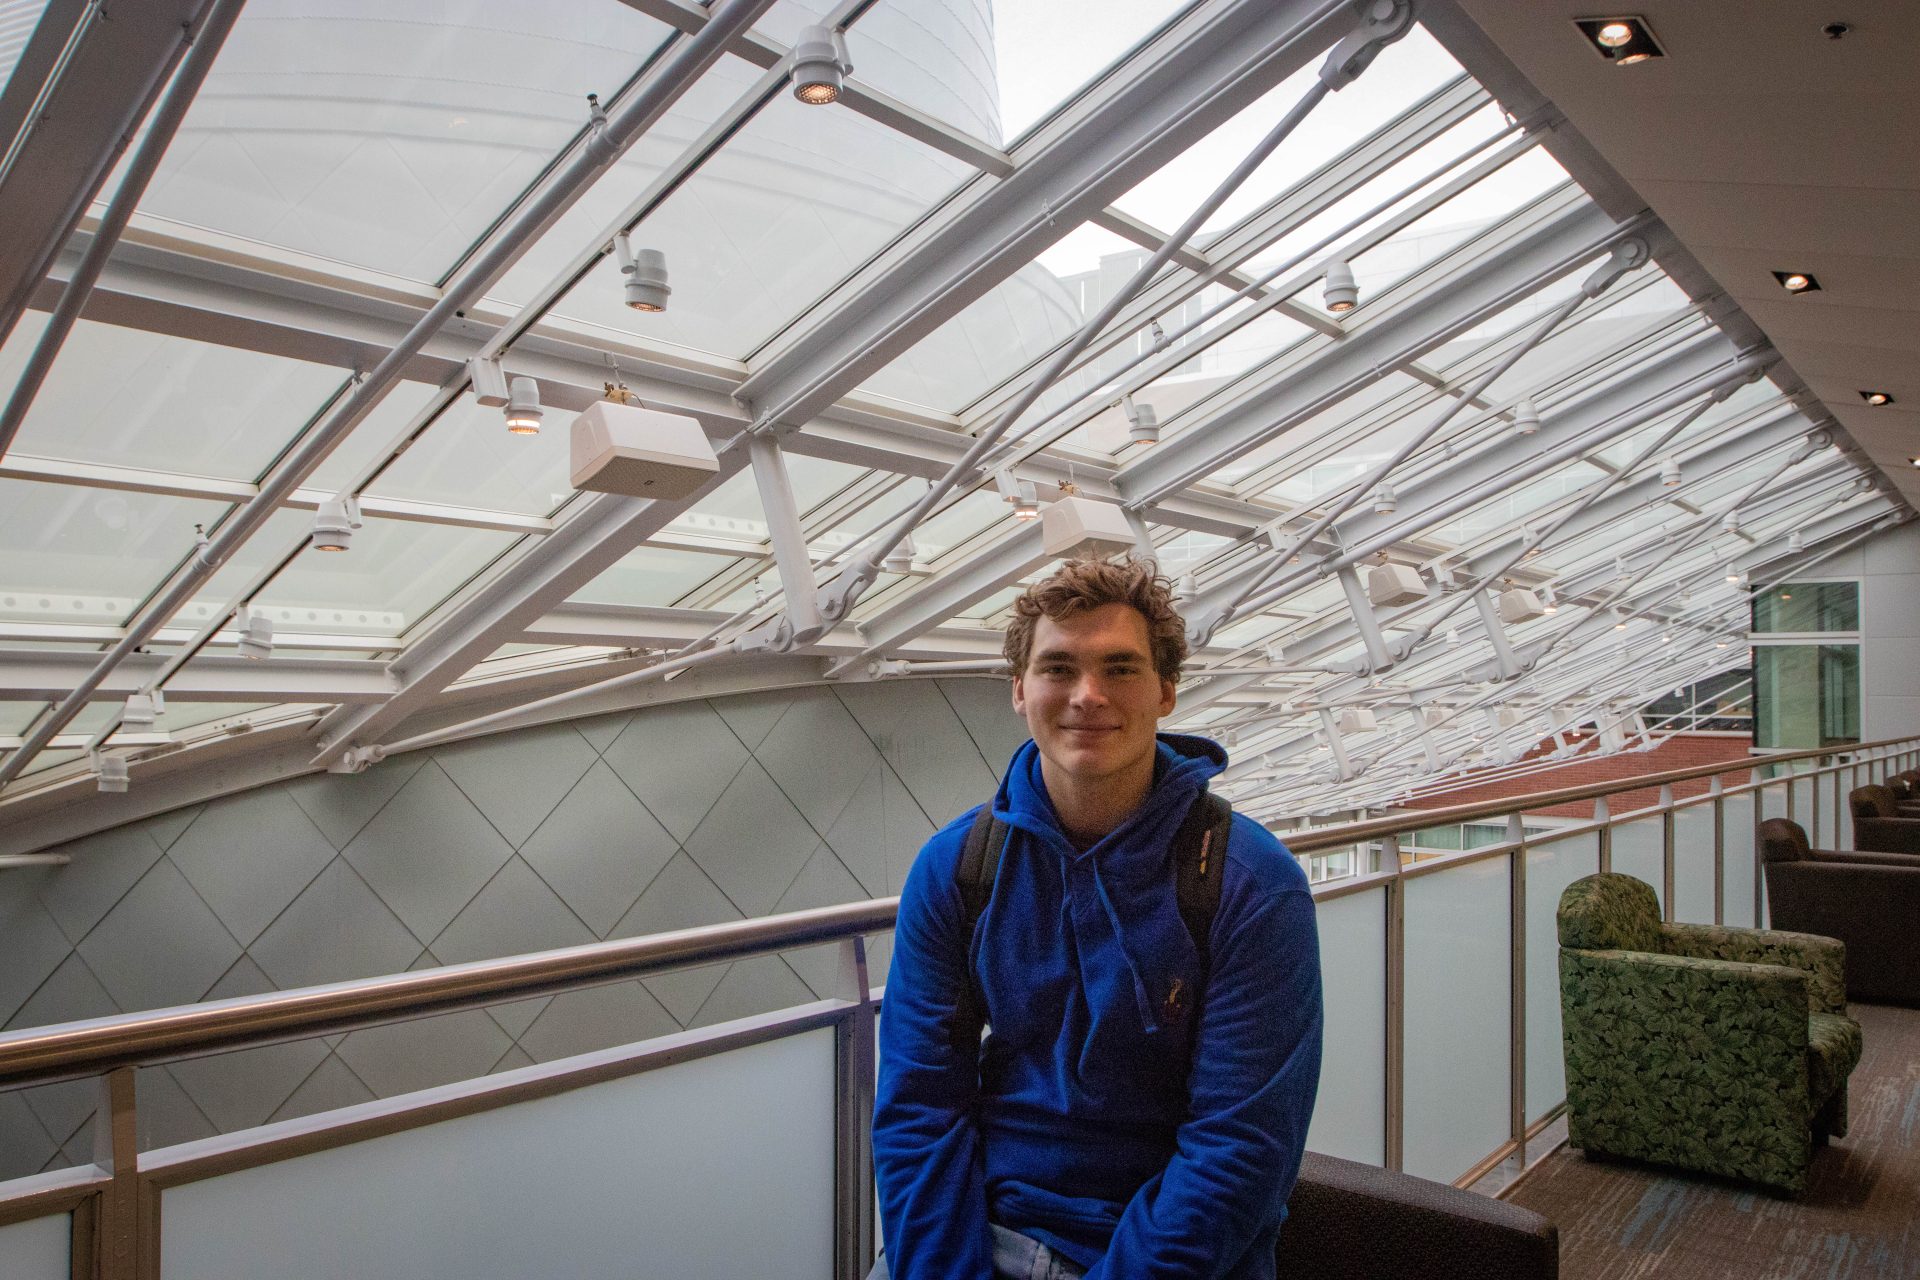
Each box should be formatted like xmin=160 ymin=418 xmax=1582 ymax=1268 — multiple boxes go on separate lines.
xmin=0 ymin=0 xmax=1895 ymax=827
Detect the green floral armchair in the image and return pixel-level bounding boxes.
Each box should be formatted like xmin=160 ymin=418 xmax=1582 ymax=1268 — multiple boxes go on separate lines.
xmin=1557 ymin=873 xmax=1860 ymax=1194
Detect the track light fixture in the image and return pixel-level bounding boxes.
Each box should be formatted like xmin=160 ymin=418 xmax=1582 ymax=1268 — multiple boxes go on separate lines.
xmin=1123 ymin=393 xmax=1159 ymax=445
xmin=882 ymin=533 xmax=916 ymax=575
xmin=1722 ymin=510 xmax=1741 ymax=535
xmin=614 ymin=232 xmax=670 ymax=312
xmin=122 ymin=691 xmax=159 ymax=728
xmin=310 ymin=496 xmax=362 ymax=552
xmin=1772 ymin=270 xmax=1820 ymax=294
xmin=1512 ymin=398 xmax=1541 ymax=436
xmin=505 ymin=376 xmax=544 ymax=435
xmin=468 ymin=355 xmax=510 ymax=408
xmin=1541 ymin=587 xmax=1558 ymax=615
xmin=1371 ymin=483 xmax=1397 ymax=515
xmin=790 ymin=24 xmax=852 ymax=104
xmin=236 ymin=607 xmax=273 ymax=660
xmin=1860 ymin=390 xmax=1895 ymax=406
xmin=1148 ymin=319 xmax=1170 ymax=352
xmin=994 ymin=470 xmax=1040 ymax=520
xmin=1659 ymin=457 xmax=1681 ymax=487
xmin=1614 ymin=612 xmax=1629 ymax=631
xmin=94 ymin=753 xmax=128 ymax=794
xmin=1322 ymin=261 xmax=1358 ymax=313
xmin=1788 ymin=531 xmax=1804 ymax=552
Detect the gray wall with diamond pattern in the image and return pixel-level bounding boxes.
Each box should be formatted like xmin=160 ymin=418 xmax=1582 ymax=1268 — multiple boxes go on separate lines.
xmin=0 ymin=678 xmax=1030 ymax=1180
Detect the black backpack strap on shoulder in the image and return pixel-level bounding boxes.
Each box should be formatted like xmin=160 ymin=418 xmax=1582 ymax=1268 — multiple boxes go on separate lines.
xmin=1173 ymin=790 xmax=1233 ymax=972
xmin=953 ymin=804 xmax=1009 ymax=1038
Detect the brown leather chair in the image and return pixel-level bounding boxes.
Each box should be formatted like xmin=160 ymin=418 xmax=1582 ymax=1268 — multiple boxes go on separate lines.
xmin=1279 ymin=1152 xmax=1558 ymax=1279
xmin=1886 ymin=771 xmax=1920 ymax=817
xmin=1847 ymin=785 xmax=1920 ymax=854
xmin=1763 ymin=817 xmax=1920 ymax=1005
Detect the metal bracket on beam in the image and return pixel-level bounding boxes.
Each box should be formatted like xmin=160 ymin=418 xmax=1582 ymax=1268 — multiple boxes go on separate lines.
xmin=1336 ymin=565 xmax=1394 ymax=672
xmin=1470 ymin=590 xmax=1523 ymax=681
xmin=746 ymin=432 xmax=827 ymax=647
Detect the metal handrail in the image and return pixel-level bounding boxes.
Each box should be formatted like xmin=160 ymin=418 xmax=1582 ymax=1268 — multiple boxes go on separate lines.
xmin=0 ymin=735 xmax=1910 ymax=1093
xmin=1284 ymin=734 xmax=1909 ymax=854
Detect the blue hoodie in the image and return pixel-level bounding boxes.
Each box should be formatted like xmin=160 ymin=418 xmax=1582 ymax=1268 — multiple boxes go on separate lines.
xmin=874 ymin=734 xmax=1323 ymax=1280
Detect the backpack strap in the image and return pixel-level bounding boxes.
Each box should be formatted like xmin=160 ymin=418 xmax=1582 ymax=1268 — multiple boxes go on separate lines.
xmin=1172 ymin=790 xmax=1233 ymax=973
xmin=953 ymin=805 xmax=1007 ymax=1037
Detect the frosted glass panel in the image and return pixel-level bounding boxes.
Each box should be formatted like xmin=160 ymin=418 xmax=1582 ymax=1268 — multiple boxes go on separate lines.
xmin=1306 ymin=890 xmax=1385 ymax=1165
xmin=1723 ymin=791 xmax=1757 ymax=928
xmin=162 ymin=1031 xmax=835 ymax=1280
xmin=1403 ymin=857 xmax=1509 ymax=1183
xmin=1525 ymin=834 xmax=1597 ymax=1123
xmin=1609 ymin=818 xmax=1664 ymax=911
xmin=1671 ymin=805 xmax=1716 ymax=925
xmin=1838 ymin=765 xmax=1854 ymax=848
xmin=0 ymin=1213 xmax=68 ymax=1279
xmin=1791 ymin=769 xmax=1816 ymax=845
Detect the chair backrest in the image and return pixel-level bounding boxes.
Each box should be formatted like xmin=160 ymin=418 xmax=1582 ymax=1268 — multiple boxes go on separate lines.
xmin=1557 ymin=872 xmax=1661 ymax=952
xmin=1759 ymin=817 xmax=1812 ymax=863
xmin=1850 ymin=784 xmax=1898 ymax=821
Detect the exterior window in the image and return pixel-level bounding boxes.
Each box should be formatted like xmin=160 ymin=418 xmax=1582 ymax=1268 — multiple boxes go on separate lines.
xmin=1753 ymin=645 xmax=1860 ymax=748
xmin=1751 ymin=581 xmax=1858 ymax=632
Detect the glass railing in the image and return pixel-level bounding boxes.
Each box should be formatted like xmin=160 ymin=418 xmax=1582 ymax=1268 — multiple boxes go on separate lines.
xmin=0 ymin=737 xmax=1913 ymax=1279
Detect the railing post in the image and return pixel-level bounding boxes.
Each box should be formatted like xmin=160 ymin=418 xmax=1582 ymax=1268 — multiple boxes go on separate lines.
xmin=1506 ymin=814 xmax=1526 ymax=1171
xmin=1382 ymin=834 xmax=1404 ymax=1174
xmin=1811 ymin=756 xmax=1824 ymax=847
xmin=1829 ymin=756 xmax=1840 ymax=848
xmin=94 ymin=1066 xmax=138 ymax=1280
xmin=1709 ymin=775 xmax=1725 ymax=926
xmin=833 ymin=936 xmax=877 ymax=1280
xmin=1659 ymin=783 xmax=1676 ymax=922
xmin=1753 ymin=769 xmax=1766 ymax=926
xmin=1784 ymin=763 xmax=1795 ymax=824
xmin=1594 ymin=796 xmax=1612 ymax=874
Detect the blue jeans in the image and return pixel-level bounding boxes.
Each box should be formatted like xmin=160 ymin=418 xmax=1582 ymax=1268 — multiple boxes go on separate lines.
xmin=865 ymin=1224 xmax=1087 ymax=1280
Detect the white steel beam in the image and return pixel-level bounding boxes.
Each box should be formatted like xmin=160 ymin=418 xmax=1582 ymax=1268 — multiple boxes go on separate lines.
xmin=0 ymin=650 xmax=391 ymax=703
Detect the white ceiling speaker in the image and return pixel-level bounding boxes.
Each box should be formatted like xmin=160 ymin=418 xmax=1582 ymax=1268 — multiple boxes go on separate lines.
xmin=1336 ymin=708 xmax=1378 ymax=734
xmin=571 ymin=400 xmax=719 ymax=500
xmin=1497 ymin=587 xmax=1546 ymax=623
xmin=1042 ymin=495 xmax=1136 ymax=560
xmin=1367 ymin=563 xmax=1426 ymax=607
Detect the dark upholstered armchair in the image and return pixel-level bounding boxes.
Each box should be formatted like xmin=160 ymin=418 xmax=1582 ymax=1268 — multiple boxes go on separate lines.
xmin=1848 ymin=785 xmax=1920 ymax=853
xmin=1557 ymin=873 xmax=1860 ymax=1194
xmin=1883 ymin=771 xmax=1920 ymax=816
xmin=1762 ymin=818 xmax=1920 ymax=1005
xmin=1278 ymin=1153 xmax=1557 ymax=1279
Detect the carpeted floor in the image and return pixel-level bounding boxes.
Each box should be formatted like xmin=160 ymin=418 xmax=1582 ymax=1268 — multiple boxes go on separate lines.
xmin=1506 ymin=1002 xmax=1920 ymax=1280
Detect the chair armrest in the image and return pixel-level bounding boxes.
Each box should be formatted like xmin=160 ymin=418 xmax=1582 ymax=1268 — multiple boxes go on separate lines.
xmin=1278 ymin=1152 xmax=1557 ymax=1279
xmin=1811 ymin=847 xmax=1920 ymax=868
xmin=1661 ymin=922 xmax=1847 ymax=1015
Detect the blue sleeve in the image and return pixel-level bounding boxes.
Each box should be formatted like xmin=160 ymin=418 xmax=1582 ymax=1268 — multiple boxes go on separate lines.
xmin=1083 ymin=863 xmax=1323 ymax=1279
xmin=872 ymin=823 xmax=996 ymax=1280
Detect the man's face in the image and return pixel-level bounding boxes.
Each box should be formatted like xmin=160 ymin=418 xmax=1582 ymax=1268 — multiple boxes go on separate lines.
xmin=1011 ymin=602 xmax=1177 ymax=788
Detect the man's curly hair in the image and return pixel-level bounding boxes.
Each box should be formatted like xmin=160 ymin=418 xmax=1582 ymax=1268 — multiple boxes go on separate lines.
xmin=1003 ymin=557 xmax=1189 ymax=684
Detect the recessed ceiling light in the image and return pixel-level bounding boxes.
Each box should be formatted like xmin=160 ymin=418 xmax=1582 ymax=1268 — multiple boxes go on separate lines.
xmin=1773 ymin=270 xmax=1821 ymax=294
xmin=1860 ymin=390 xmax=1896 ymax=406
xmin=1574 ymin=16 xmax=1664 ymax=63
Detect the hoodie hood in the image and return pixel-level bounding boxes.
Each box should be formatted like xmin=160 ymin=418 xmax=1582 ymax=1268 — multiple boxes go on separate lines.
xmin=986 ymin=733 xmax=1227 ymax=1035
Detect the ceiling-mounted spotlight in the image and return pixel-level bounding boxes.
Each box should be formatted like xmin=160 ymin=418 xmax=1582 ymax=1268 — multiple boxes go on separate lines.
xmin=310 ymin=496 xmax=362 ymax=552
xmin=1444 ymin=628 xmax=1459 ymax=645
xmin=1722 ymin=510 xmax=1741 ymax=535
xmin=614 ymin=231 xmax=670 ymax=312
xmin=1772 ymin=270 xmax=1820 ymax=294
xmin=1176 ymin=571 xmax=1197 ymax=605
xmin=1715 ymin=637 xmax=1731 ymax=648
xmin=1322 ymin=261 xmax=1358 ymax=313
xmin=95 ymin=753 xmax=129 ymax=794
xmin=1012 ymin=480 xmax=1040 ymax=521
xmin=1148 ymin=319 xmax=1170 ymax=352
xmin=1541 ymin=586 xmax=1558 ymax=615
xmin=882 ymin=533 xmax=916 ymax=575
xmin=236 ymin=608 xmax=274 ymax=660
xmin=1371 ymin=483 xmax=1397 ymax=515
xmin=1573 ymin=15 xmax=1664 ymax=64
xmin=504 ymin=376 xmax=544 ymax=435
xmin=1788 ymin=531 xmax=1805 ymax=552
xmin=1613 ymin=612 xmax=1629 ymax=631
xmin=468 ymin=355 xmax=510 ymax=408
xmin=1123 ymin=393 xmax=1159 ymax=445
xmin=1860 ymin=390 xmax=1895 ymax=406
xmin=790 ymin=24 xmax=851 ymax=104
xmin=1512 ymin=398 xmax=1541 ymax=436
xmin=1659 ymin=457 xmax=1682 ymax=487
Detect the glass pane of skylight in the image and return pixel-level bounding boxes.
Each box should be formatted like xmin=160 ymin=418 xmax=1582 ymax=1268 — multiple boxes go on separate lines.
xmin=129 ymin=2 xmax=675 ymax=280
xmin=0 ymin=481 xmax=233 ymax=625
xmin=842 ymin=0 xmax=1006 ymax=146
xmin=367 ymin=390 xmax=575 ymax=518
xmin=1112 ymin=27 xmax=1464 ymax=240
xmin=0 ymin=314 xmax=352 ymax=482
xmin=571 ymin=545 xmax=739 ymax=609
xmin=251 ymin=515 xmax=516 ymax=631
xmin=993 ymin=0 xmax=1193 ymax=145
xmin=543 ymin=79 xmax=974 ymax=362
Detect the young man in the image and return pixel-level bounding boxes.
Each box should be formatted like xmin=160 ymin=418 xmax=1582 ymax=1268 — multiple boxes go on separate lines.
xmin=872 ymin=558 xmax=1323 ymax=1280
